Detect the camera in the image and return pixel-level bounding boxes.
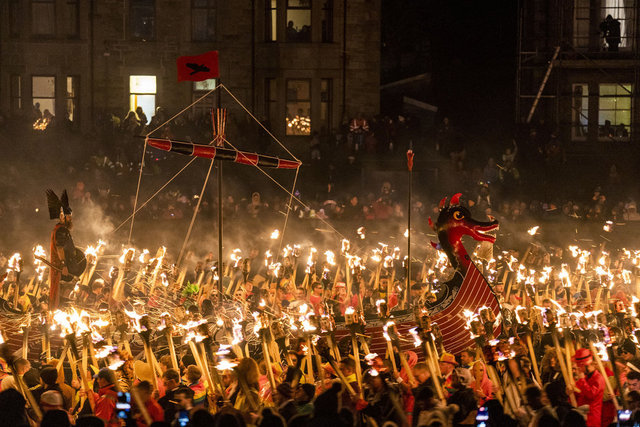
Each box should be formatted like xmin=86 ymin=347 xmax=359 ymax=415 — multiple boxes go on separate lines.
xmin=116 ymin=392 xmax=131 ymax=420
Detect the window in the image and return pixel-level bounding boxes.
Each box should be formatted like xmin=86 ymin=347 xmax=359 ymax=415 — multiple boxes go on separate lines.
xmin=573 ymin=0 xmax=590 ymax=49
xmin=600 ymin=0 xmax=636 ymax=50
xmin=191 ymin=79 xmax=217 ymax=119
xmin=320 ymin=79 xmax=332 ymax=132
xmin=9 ymin=0 xmax=20 ymax=38
xmin=65 ymin=76 xmax=78 ymax=123
xmin=131 ymin=0 xmax=155 ymax=41
xmin=322 ymin=0 xmax=333 ymax=42
xmin=10 ymin=75 xmax=22 ymax=111
xmin=65 ymin=0 xmax=79 ymax=37
xmin=265 ymin=78 xmax=278 ymax=127
xmin=286 ymin=79 xmax=310 ymax=135
xmin=32 ymin=76 xmax=56 ymax=116
xmin=130 ymin=75 xmax=156 ymax=124
xmin=286 ymin=0 xmax=311 ymax=42
xmin=571 ymin=84 xmax=588 ymax=140
xmin=192 ymin=0 xmax=216 ymax=41
xmin=266 ymin=0 xmax=277 ymax=41
xmin=598 ymin=83 xmax=632 ymax=140
xmin=31 ymin=0 xmax=55 ymax=36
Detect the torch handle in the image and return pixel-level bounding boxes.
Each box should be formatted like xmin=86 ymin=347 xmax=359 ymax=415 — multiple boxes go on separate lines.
xmin=143 ymin=342 xmax=160 ymax=393
xmin=551 ymin=331 xmax=578 ymax=407
xmin=262 ymin=336 xmax=277 ymax=394
xmin=588 ymin=342 xmax=620 ymax=411
xmin=421 ymin=341 xmax=445 ymax=403
xmin=165 ymin=330 xmax=179 ymax=370
xmin=525 ymin=335 xmax=543 ymax=386
xmin=351 ymin=334 xmax=363 ymax=398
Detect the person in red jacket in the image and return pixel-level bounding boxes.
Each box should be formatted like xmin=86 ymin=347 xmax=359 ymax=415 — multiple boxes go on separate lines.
xmin=91 ymin=368 xmax=119 ymax=427
xmin=572 ymin=348 xmax=605 ymax=427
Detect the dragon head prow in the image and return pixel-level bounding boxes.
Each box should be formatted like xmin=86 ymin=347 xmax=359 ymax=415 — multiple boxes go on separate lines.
xmin=435 ymin=193 xmax=499 ymax=244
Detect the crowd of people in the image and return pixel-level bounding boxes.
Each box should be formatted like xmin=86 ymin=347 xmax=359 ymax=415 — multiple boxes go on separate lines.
xmin=2 ymin=98 xmax=640 ymax=426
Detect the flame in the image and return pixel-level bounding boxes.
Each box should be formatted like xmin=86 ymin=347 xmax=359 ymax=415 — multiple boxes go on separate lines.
xmin=270 ymin=229 xmax=280 ymax=240
xmin=119 ymin=247 xmax=136 ymax=264
xmin=341 ymin=239 xmax=351 ymax=254
xmin=138 ymin=249 xmax=150 ymax=263
xmin=7 ymin=253 xmax=21 ymax=272
xmin=357 ymin=227 xmax=366 ymax=240
xmin=527 ymin=226 xmax=540 ymax=236
xmin=325 ymin=250 xmax=336 ymax=266
xmin=345 ymin=306 xmax=355 ymax=316
xmin=409 ymin=327 xmax=422 ymax=347
xmin=382 ymin=320 xmax=395 ymax=342
xmin=603 ymin=221 xmax=613 ymax=232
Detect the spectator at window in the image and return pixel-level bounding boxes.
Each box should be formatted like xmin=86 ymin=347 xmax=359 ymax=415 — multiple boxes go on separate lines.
xmin=600 ymin=14 xmax=621 ymax=52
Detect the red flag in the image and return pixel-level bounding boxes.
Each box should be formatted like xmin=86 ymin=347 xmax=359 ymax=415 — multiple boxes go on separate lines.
xmin=177 ymin=51 xmax=219 ymax=82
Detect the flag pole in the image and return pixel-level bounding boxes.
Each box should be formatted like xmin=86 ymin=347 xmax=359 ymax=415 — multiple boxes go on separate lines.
xmin=406 ymin=146 xmax=414 ymax=309
xmin=216 ymin=82 xmax=224 ymax=295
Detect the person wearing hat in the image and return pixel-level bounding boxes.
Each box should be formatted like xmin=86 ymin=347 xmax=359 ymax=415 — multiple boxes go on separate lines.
xmin=39 ymin=390 xmax=64 ymax=413
xmin=439 ymin=352 xmax=458 ymax=397
xmin=572 ymin=347 xmax=605 ymax=427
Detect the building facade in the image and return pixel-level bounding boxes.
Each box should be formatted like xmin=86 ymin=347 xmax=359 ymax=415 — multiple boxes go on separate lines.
xmin=0 ymin=0 xmax=380 ymax=147
xmin=517 ymin=0 xmax=640 ymax=148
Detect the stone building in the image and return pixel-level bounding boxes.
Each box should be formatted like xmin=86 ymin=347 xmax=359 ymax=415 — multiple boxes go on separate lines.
xmin=517 ymin=0 xmax=640 ymax=147
xmin=0 ymin=0 xmax=380 ymax=147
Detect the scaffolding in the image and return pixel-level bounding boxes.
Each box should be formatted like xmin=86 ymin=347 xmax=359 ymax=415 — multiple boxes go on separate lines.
xmin=515 ymin=0 xmax=640 ymax=146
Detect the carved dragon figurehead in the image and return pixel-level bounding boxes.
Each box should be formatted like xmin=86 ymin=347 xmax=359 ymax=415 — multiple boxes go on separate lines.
xmin=429 ymin=193 xmax=499 ymax=275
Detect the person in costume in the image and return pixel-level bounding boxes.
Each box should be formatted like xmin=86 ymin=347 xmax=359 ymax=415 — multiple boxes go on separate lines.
xmin=46 ymin=189 xmax=76 ymax=310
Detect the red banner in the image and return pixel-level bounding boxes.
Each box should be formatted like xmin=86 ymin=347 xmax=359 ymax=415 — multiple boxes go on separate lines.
xmin=177 ymin=51 xmax=219 ymax=82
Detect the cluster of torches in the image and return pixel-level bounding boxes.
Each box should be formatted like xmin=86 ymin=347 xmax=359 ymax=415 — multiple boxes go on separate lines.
xmin=6 ymin=224 xmax=640 ymax=416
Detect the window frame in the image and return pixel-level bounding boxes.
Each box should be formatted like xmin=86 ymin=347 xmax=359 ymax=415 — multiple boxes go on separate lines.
xmin=130 ymin=0 xmax=156 ymax=41
xmin=285 ymin=0 xmax=312 ymax=43
xmin=265 ymin=0 xmax=277 ymax=42
xmin=10 ymin=75 xmax=22 ymax=112
xmin=191 ymin=79 xmax=217 ymax=119
xmin=573 ymin=0 xmax=590 ymax=49
xmin=9 ymin=0 xmax=21 ymax=39
xmin=322 ymin=0 xmax=333 ymax=43
xmin=600 ymin=0 xmax=637 ymax=50
xmin=31 ymin=0 xmax=56 ymax=37
xmin=286 ymin=78 xmax=311 ymax=136
xmin=65 ymin=76 xmax=79 ymax=124
xmin=31 ymin=75 xmax=56 ymax=117
xmin=191 ymin=0 xmax=216 ymax=42
xmin=571 ymin=83 xmax=589 ymax=141
xmin=320 ymin=78 xmax=333 ymax=132
xmin=65 ymin=0 xmax=79 ymax=37
xmin=597 ymin=83 xmax=632 ymax=141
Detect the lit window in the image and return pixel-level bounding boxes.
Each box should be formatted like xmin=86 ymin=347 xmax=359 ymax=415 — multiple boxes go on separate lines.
xmin=32 ymin=76 xmax=56 ymax=117
xmin=266 ymin=0 xmax=277 ymax=41
xmin=65 ymin=76 xmax=78 ymax=123
xmin=286 ymin=79 xmax=310 ymax=135
xmin=192 ymin=0 xmax=216 ymax=41
xmin=130 ymin=75 xmax=156 ymax=124
xmin=191 ymin=79 xmax=217 ymax=118
xmin=31 ymin=0 xmax=55 ymax=36
xmin=598 ymin=83 xmax=632 ymax=140
xmin=322 ymin=0 xmax=333 ymax=42
xmin=571 ymin=84 xmax=588 ymax=141
xmin=286 ymin=0 xmax=311 ymax=42
xmin=131 ymin=0 xmax=155 ymax=41
xmin=600 ymin=0 xmax=636 ymax=50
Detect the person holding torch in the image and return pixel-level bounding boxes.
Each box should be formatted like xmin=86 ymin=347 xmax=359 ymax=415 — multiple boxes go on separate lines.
xmin=572 ymin=348 xmax=605 ymax=427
